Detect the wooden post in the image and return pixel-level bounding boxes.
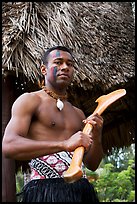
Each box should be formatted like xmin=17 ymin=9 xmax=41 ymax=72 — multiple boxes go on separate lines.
xmin=2 ymin=75 xmax=16 ymax=202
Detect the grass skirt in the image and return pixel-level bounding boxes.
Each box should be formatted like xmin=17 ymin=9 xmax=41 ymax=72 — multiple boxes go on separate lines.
xmin=17 ymin=178 xmax=99 ymax=202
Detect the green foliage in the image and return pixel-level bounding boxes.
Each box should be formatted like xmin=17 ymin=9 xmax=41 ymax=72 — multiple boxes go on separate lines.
xmin=91 ymin=159 xmax=135 ymax=202
xmin=86 ymin=145 xmax=135 ymax=202
xmin=16 ymin=171 xmax=24 ymax=194
xmin=127 ymin=190 xmax=135 ymax=202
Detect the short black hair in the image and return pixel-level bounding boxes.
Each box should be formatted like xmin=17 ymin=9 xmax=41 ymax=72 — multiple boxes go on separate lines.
xmin=41 ymin=46 xmax=73 ymax=65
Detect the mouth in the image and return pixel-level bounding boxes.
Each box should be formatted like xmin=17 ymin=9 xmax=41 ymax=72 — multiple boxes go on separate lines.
xmin=58 ymin=74 xmax=70 ymax=78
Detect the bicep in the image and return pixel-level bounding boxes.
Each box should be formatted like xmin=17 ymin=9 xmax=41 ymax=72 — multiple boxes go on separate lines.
xmin=3 ymin=93 xmax=39 ymax=140
xmin=4 ymin=114 xmax=32 ymax=139
xmin=74 ymin=106 xmax=86 ymax=129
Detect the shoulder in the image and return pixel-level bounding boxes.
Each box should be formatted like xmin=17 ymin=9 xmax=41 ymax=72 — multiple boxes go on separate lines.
xmin=73 ymin=106 xmax=86 ymax=120
xmin=13 ymin=91 xmax=41 ymax=105
xmin=12 ymin=91 xmax=42 ymax=113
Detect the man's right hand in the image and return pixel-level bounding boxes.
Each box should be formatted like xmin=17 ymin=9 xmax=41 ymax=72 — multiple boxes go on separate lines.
xmin=64 ymin=131 xmax=93 ymax=152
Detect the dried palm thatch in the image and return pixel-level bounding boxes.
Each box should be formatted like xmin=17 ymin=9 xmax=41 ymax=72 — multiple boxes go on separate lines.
xmin=2 ymin=2 xmax=135 ymax=155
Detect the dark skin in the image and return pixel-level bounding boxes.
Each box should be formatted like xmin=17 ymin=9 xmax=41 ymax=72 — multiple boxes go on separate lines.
xmin=2 ymin=49 xmax=104 ymax=171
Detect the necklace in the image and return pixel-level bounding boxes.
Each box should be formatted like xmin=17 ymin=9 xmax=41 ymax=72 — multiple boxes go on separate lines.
xmin=42 ymin=86 xmax=68 ymax=111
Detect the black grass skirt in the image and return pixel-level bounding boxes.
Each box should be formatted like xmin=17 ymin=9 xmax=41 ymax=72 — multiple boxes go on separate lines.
xmin=17 ymin=178 xmax=99 ymax=202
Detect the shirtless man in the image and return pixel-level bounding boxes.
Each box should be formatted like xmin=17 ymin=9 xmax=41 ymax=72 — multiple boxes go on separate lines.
xmin=2 ymin=46 xmax=104 ymax=202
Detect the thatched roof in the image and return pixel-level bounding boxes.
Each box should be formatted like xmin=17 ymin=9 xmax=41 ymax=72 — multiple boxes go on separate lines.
xmin=2 ymin=2 xmax=135 ymax=155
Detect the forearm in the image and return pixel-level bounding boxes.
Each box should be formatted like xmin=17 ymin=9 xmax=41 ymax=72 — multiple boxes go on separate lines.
xmin=2 ymin=136 xmax=65 ymax=160
xmin=83 ymin=140 xmax=105 ymax=171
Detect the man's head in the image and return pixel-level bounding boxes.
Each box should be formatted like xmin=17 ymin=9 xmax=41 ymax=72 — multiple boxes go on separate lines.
xmin=40 ymin=46 xmax=74 ymax=88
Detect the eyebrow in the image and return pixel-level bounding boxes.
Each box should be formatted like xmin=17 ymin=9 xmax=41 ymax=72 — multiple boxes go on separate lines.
xmin=53 ymin=57 xmax=74 ymax=62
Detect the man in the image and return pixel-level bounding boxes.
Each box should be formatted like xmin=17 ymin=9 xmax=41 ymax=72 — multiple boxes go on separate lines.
xmin=2 ymin=46 xmax=104 ymax=202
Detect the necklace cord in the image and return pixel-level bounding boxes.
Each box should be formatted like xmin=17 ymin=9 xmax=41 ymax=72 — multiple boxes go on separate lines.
xmin=42 ymin=86 xmax=68 ymax=100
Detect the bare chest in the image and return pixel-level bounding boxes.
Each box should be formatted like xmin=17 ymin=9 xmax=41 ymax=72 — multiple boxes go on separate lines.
xmin=29 ymin=99 xmax=84 ymax=139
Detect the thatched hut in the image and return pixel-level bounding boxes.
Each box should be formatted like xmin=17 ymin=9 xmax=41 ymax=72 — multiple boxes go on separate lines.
xmin=2 ymin=2 xmax=135 ymax=201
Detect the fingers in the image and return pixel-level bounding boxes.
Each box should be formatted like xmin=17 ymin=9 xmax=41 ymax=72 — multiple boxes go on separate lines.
xmin=84 ymin=144 xmax=92 ymax=154
xmin=78 ymin=131 xmax=93 ymax=152
xmin=84 ymin=135 xmax=92 ymax=152
xmin=83 ymin=113 xmax=103 ymax=127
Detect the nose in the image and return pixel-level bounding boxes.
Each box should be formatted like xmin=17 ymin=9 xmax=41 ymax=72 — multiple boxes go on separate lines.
xmin=60 ymin=62 xmax=69 ymax=71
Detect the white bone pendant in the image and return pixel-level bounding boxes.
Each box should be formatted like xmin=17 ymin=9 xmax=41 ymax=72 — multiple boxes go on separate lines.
xmin=56 ymin=99 xmax=64 ymax=111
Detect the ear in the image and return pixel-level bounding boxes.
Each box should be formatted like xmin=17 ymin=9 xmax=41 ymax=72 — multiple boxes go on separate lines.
xmin=40 ymin=64 xmax=47 ymax=76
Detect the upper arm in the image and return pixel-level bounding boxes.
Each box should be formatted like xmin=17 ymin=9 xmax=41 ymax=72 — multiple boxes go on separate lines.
xmin=73 ymin=106 xmax=86 ymax=129
xmin=74 ymin=106 xmax=85 ymax=119
xmin=3 ymin=93 xmax=40 ymax=141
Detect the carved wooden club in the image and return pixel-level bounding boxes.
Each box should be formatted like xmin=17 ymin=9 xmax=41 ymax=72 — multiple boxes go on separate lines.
xmin=63 ymin=89 xmax=126 ymax=183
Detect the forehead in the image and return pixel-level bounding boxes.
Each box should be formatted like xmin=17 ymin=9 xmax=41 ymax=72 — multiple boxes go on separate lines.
xmin=48 ymin=49 xmax=73 ymax=61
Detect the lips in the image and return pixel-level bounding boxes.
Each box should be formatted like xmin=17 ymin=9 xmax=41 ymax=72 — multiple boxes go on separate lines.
xmin=58 ymin=73 xmax=70 ymax=78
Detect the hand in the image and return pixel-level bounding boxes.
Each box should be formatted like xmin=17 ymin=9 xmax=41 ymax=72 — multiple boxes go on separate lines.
xmin=83 ymin=113 xmax=104 ymax=144
xmin=65 ymin=131 xmax=93 ymax=152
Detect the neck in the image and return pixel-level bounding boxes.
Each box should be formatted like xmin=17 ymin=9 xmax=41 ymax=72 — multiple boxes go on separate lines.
xmin=42 ymin=86 xmax=68 ymax=101
xmin=45 ymin=82 xmax=67 ymax=95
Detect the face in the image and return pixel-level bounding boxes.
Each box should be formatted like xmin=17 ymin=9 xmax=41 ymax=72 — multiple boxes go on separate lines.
xmin=42 ymin=49 xmax=74 ymax=87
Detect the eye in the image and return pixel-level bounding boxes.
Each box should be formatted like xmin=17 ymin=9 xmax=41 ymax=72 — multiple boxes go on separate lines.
xmin=55 ymin=61 xmax=62 ymax=65
xmin=67 ymin=62 xmax=74 ymax=67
